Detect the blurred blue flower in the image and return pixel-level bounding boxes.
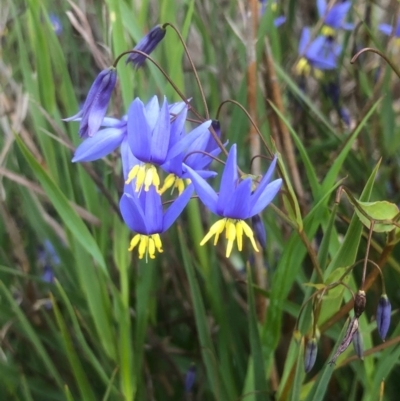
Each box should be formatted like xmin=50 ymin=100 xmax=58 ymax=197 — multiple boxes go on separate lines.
xmin=379 ymin=19 xmax=400 ymax=37
xmin=49 ymin=13 xmax=62 ymax=36
xmin=185 ymin=364 xmax=196 ymax=393
xmin=296 ymin=28 xmax=341 ymax=75
xmin=120 ymin=185 xmax=193 ymax=259
xmin=125 ymin=96 xmax=210 ymax=193
xmin=317 ymin=0 xmax=354 ymax=34
xmin=185 ymin=144 xmax=282 ymax=257
xmin=259 ymin=0 xmax=286 ymax=27
xmin=64 ymin=67 xmax=117 ymax=138
xmin=127 ymin=25 xmax=166 ymax=69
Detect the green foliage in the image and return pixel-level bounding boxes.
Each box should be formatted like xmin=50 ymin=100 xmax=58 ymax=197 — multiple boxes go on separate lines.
xmin=2 ymin=0 xmax=400 ymax=400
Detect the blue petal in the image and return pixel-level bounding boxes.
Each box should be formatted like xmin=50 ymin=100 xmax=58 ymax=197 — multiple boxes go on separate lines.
xmin=317 ymin=0 xmax=326 ymax=18
xmin=217 ymin=144 xmax=238 ymax=215
xmin=250 ymin=156 xmax=278 ymax=206
xmin=325 ymin=2 xmax=351 ymax=28
xmin=120 ymin=192 xmax=147 ymax=233
xmin=151 ymin=96 xmax=171 ymax=164
xmin=144 ymin=187 xmax=164 ymax=233
xmin=249 ymin=179 xmax=282 ymax=216
xmin=379 ymin=23 xmax=395 ymax=36
xmin=169 ymin=100 xmax=189 ymax=115
xmin=185 ymin=164 xmax=218 ymax=214
xmin=163 ymin=184 xmax=194 ymax=231
xmin=168 ymin=105 xmax=188 ymax=149
xmin=299 ymin=27 xmax=310 ymax=54
xmin=145 ymin=96 xmax=160 ymax=133
xmin=128 ymin=98 xmax=151 ymax=162
xmin=121 ymin=138 xmax=141 ymax=180
xmin=274 ymin=16 xmax=286 ymax=27
xmin=223 ymin=178 xmax=252 ymax=219
xmin=72 ymin=127 xmax=125 ymax=162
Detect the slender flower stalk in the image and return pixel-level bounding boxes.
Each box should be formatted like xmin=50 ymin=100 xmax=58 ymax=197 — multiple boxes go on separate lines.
xmin=185 ymin=145 xmax=282 ymax=257
xmin=64 ymin=67 xmax=117 ymax=138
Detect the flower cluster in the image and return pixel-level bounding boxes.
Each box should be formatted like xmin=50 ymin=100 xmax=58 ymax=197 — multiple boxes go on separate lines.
xmin=65 ymin=25 xmax=282 ymax=261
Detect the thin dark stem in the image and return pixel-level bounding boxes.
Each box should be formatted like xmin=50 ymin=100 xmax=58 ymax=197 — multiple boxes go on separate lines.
xmin=163 ymin=23 xmax=210 ymax=120
xmin=361 ymin=222 xmax=374 ymax=290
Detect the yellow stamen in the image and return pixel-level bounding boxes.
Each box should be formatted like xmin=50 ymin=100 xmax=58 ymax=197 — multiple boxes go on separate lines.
xmin=295 ymin=57 xmax=311 ymax=76
xmin=125 ymin=163 xmax=161 ymax=192
xmin=159 ymin=174 xmax=191 ymax=195
xmin=200 ymin=218 xmax=259 ymax=257
xmin=128 ymin=234 xmax=163 ymax=260
xmin=321 ymin=25 xmax=336 ymax=37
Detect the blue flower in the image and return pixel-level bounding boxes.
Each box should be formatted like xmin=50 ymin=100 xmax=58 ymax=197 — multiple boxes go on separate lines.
xmin=317 ymin=0 xmax=354 ymax=35
xmin=126 ymin=25 xmax=167 ymax=69
xmin=64 ymin=67 xmax=117 ymax=138
xmin=125 ymin=96 xmax=210 ymax=193
xmin=49 ymin=13 xmax=62 ymax=36
xmin=120 ymin=184 xmax=193 ymax=259
xmin=296 ymin=28 xmax=341 ymax=75
xmin=185 ymin=144 xmax=282 ymax=257
xmin=379 ymin=19 xmax=400 ymax=37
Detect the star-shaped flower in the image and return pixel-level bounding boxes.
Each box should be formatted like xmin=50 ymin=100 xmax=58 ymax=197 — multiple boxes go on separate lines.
xmin=317 ymin=0 xmax=354 ymax=35
xmin=185 ymin=144 xmax=282 ymax=257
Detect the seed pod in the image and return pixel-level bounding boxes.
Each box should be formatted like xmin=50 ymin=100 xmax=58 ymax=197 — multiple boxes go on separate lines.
xmin=329 ymin=317 xmax=359 ymax=365
xmin=354 ymin=290 xmax=366 ymax=318
xmin=352 ymin=328 xmax=364 ymax=360
xmin=304 ymin=337 xmax=318 ymax=373
xmin=376 ymin=294 xmax=391 ymax=341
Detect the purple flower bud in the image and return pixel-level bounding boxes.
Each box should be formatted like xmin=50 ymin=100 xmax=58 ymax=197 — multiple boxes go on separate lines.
xmin=42 ymin=265 xmax=55 ymax=284
xmin=376 ymin=294 xmax=391 ymax=341
xmin=184 ymin=364 xmax=196 ymax=392
xmin=304 ymin=337 xmax=318 ymax=373
xmin=126 ymin=25 xmax=166 ymax=69
xmin=352 ymin=328 xmax=364 ymax=360
xmin=64 ymin=67 xmax=117 ymax=138
xmin=252 ymin=214 xmax=267 ymax=249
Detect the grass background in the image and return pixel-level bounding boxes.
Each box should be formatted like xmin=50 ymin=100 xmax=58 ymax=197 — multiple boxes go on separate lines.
xmin=1 ymin=0 xmax=400 ymax=400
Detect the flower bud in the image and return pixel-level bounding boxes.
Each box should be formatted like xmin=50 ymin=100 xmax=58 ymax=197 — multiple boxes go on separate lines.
xmin=353 ymin=290 xmax=366 ymax=318
xmin=376 ymin=294 xmax=391 ymax=341
xmin=352 ymin=328 xmax=364 ymax=360
xmin=127 ymin=25 xmax=166 ymax=69
xmin=251 ymin=214 xmax=267 ymax=249
xmin=185 ymin=363 xmax=196 ymax=393
xmin=304 ymin=337 xmax=318 ymax=373
xmin=64 ymin=67 xmax=117 ymax=138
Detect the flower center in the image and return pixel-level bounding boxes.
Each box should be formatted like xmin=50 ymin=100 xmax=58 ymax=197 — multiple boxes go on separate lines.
xmin=321 ymin=25 xmax=336 ymax=37
xmin=128 ymin=233 xmax=163 ymax=260
xmin=159 ymin=174 xmax=191 ymax=195
xmin=200 ymin=218 xmax=259 ymax=257
xmin=125 ymin=163 xmax=161 ymax=192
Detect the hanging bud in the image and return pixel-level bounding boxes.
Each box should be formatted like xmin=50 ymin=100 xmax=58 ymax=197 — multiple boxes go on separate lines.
xmin=251 ymin=214 xmax=267 ymax=249
xmin=126 ymin=25 xmax=167 ymax=69
xmin=64 ymin=67 xmax=117 ymax=138
xmin=376 ymin=294 xmax=391 ymax=341
xmin=185 ymin=363 xmax=196 ymax=393
xmin=352 ymin=328 xmax=364 ymax=360
xmin=329 ymin=317 xmax=359 ymax=365
xmin=304 ymin=337 xmax=318 ymax=373
xmin=353 ymin=290 xmax=366 ymax=318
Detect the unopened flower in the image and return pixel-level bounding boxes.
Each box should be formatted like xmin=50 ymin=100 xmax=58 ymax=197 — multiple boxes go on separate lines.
xmin=49 ymin=13 xmax=62 ymax=36
xmin=376 ymin=294 xmax=391 ymax=341
xmin=352 ymin=329 xmax=364 ymax=360
xmin=126 ymin=25 xmax=166 ymax=69
xmin=185 ymin=364 xmax=196 ymax=393
xmin=64 ymin=67 xmax=117 ymax=138
xmin=304 ymin=337 xmax=318 ymax=373
xmin=329 ymin=317 xmax=359 ymax=365
xmin=185 ymin=145 xmax=282 ymax=257
xmin=317 ymin=0 xmax=354 ymax=35
xmin=120 ymin=185 xmax=193 ymax=260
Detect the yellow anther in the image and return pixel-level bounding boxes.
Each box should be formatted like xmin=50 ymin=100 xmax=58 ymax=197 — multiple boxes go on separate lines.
xmin=321 ymin=25 xmax=336 ymax=37
xmin=295 ymin=57 xmax=311 ymax=76
xmin=125 ymin=163 xmax=161 ymax=192
xmin=128 ymin=233 xmax=164 ymax=261
xmin=200 ymin=218 xmax=259 ymax=257
xmin=159 ymin=174 xmax=191 ymax=195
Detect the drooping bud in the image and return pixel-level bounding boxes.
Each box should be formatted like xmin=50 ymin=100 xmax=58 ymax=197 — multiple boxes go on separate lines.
xmin=64 ymin=67 xmax=117 ymax=138
xmin=376 ymin=294 xmax=391 ymax=341
xmin=126 ymin=25 xmax=167 ymax=69
xmin=352 ymin=328 xmax=364 ymax=360
xmin=251 ymin=214 xmax=267 ymax=249
xmin=304 ymin=337 xmax=318 ymax=373
xmin=184 ymin=363 xmax=196 ymax=393
xmin=329 ymin=317 xmax=359 ymax=365
xmin=353 ymin=290 xmax=366 ymax=318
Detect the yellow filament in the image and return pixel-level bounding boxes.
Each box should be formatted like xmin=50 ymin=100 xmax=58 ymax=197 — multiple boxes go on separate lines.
xmin=125 ymin=163 xmax=161 ymax=192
